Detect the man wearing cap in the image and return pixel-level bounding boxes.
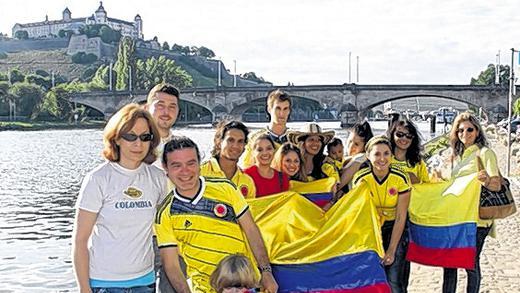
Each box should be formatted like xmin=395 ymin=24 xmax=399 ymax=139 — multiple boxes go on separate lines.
xmin=287 ymin=122 xmax=337 ymax=181
xmin=145 ymin=82 xmax=180 ymax=169
xmin=241 ymin=89 xmax=292 ymax=168
xmin=200 ymin=120 xmax=256 ymax=198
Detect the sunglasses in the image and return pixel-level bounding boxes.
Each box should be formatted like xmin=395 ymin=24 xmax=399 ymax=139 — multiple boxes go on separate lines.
xmin=395 ymin=131 xmax=414 ymax=139
xmin=121 ymin=133 xmax=154 ymax=142
xmin=457 ymin=127 xmax=475 ymax=134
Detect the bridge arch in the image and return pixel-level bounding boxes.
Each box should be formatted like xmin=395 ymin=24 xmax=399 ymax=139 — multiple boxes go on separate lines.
xmin=231 ymin=95 xmax=332 ymax=122
xmin=360 ymin=94 xmax=480 ymax=112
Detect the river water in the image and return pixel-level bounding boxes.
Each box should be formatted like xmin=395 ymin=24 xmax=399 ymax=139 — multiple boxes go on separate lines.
xmin=0 ymin=121 xmax=444 ymax=292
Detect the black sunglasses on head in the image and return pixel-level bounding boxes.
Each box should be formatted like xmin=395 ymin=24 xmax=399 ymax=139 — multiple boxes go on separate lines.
xmin=395 ymin=131 xmax=414 ymax=139
xmin=121 ymin=133 xmax=154 ymax=142
xmin=457 ymin=127 xmax=475 ymax=134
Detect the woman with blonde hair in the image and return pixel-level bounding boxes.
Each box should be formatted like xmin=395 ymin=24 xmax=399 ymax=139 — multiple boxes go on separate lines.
xmin=442 ymin=112 xmax=501 ymax=293
xmin=72 ymin=103 xmax=168 ymax=292
xmin=271 ymin=142 xmax=307 ymax=182
xmin=210 ymin=254 xmax=259 ymax=293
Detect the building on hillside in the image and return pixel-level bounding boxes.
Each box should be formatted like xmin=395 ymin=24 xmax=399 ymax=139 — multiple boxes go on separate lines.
xmin=12 ymin=2 xmax=143 ymax=39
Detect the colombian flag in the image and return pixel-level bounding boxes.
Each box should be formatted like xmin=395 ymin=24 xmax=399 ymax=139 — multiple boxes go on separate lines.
xmin=247 ymin=184 xmax=390 ymax=292
xmin=289 ymin=177 xmax=336 ymax=208
xmin=407 ymin=174 xmax=480 ymax=269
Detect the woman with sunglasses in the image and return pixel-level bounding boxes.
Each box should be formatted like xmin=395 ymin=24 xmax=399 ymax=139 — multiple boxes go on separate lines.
xmin=73 ymin=103 xmax=168 ymax=293
xmin=386 ymin=117 xmax=429 ymax=292
xmin=388 ymin=117 xmax=429 ymax=184
xmin=442 ymin=112 xmax=501 ymax=293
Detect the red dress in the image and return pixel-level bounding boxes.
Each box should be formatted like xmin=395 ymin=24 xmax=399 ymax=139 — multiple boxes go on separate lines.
xmin=244 ymin=165 xmax=290 ymax=197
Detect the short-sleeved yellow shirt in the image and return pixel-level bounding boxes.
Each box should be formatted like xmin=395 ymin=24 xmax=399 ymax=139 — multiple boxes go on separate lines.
xmin=154 ymin=177 xmax=251 ymax=292
xmin=353 ymin=165 xmax=411 ymax=222
xmin=391 ymin=157 xmax=430 ymax=183
xmin=321 ymin=158 xmax=342 ymax=183
xmin=200 ymin=157 xmax=256 ymax=198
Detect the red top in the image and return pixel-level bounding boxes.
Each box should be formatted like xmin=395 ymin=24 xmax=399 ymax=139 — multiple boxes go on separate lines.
xmin=244 ymin=165 xmax=290 ymax=197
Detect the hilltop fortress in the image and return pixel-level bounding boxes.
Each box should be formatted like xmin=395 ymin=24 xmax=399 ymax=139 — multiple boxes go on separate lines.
xmin=12 ymin=2 xmax=143 ymax=40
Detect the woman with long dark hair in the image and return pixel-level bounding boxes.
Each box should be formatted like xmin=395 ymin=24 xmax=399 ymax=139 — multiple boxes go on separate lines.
xmin=287 ymin=123 xmax=336 ymax=181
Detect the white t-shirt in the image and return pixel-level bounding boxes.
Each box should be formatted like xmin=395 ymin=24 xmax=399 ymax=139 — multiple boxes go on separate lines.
xmin=153 ymin=130 xmax=174 ymax=170
xmin=77 ymin=161 xmax=168 ymax=281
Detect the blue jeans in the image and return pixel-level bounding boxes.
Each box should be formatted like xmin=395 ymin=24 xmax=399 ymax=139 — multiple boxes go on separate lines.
xmin=382 ymin=220 xmax=409 ymax=293
xmin=442 ymin=226 xmax=491 ymax=293
xmin=92 ymin=284 xmax=155 ymax=293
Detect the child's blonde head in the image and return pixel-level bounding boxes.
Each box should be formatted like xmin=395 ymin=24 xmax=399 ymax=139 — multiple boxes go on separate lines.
xmin=210 ymin=254 xmax=259 ymax=293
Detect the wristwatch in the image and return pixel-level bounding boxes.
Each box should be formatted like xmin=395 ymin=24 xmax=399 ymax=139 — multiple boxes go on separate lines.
xmin=258 ymin=264 xmax=272 ymax=273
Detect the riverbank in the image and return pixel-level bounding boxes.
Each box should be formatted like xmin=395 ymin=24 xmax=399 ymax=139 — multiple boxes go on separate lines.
xmin=0 ymin=121 xmax=105 ymax=131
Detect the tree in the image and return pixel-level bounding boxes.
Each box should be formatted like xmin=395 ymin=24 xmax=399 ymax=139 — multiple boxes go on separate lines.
xmin=134 ymin=56 xmax=193 ymax=90
xmin=470 ymin=64 xmax=510 ymax=87
xmin=14 ymin=30 xmax=28 ymax=40
xmin=162 ymin=41 xmax=170 ymax=51
xmin=89 ymin=64 xmax=110 ymax=90
xmin=196 ymin=46 xmax=215 ymax=58
xmin=9 ymin=68 xmax=25 ymax=83
xmin=113 ymin=37 xmax=135 ymax=90
xmin=8 ymin=82 xmax=45 ymax=117
xmin=241 ymin=72 xmax=266 ymax=83
xmin=25 ymin=74 xmax=51 ymax=90
xmin=99 ymin=25 xmax=121 ymax=44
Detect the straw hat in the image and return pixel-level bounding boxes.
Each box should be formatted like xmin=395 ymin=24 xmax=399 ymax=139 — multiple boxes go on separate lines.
xmin=287 ymin=123 xmax=336 ymax=145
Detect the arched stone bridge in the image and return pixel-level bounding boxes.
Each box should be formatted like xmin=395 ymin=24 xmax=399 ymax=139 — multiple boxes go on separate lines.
xmin=69 ymin=84 xmax=509 ymax=121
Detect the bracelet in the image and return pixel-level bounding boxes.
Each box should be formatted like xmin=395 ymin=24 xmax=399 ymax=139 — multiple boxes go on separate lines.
xmin=258 ymin=265 xmax=272 ymax=273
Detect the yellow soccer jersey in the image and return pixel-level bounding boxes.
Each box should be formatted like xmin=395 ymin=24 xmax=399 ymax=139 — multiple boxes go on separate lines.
xmin=353 ymin=165 xmax=411 ymax=221
xmin=391 ymin=157 xmax=430 ymax=183
xmin=200 ymin=157 xmax=256 ymax=198
xmin=155 ymin=177 xmax=252 ymax=292
xmin=241 ymin=127 xmax=288 ymax=168
xmin=321 ymin=158 xmax=342 ymax=183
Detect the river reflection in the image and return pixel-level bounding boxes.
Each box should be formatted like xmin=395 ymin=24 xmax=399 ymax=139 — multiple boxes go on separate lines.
xmin=0 ymin=122 xmax=441 ymax=291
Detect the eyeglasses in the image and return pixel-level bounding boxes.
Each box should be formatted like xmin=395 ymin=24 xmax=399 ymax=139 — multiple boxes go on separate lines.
xmin=457 ymin=127 xmax=475 ymax=134
xmin=395 ymin=131 xmax=414 ymax=139
xmin=121 ymin=133 xmax=153 ymax=142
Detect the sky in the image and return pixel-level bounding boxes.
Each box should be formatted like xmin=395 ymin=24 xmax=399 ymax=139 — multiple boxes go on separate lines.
xmin=0 ymin=0 xmax=518 ymax=86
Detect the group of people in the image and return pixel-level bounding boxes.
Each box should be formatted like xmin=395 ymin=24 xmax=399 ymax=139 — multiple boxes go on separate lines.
xmin=72 ymin=84 xmax=502 ymax=293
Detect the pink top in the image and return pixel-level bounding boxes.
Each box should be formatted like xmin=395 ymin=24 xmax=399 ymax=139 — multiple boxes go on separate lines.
xmin=244 ymin=165 xmax=290 ymax=197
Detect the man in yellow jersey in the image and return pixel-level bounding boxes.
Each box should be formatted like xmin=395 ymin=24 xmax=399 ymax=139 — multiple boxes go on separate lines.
xmin=241 ymin=89 xmax=292 ymax=168
xmin=201 ymin=120 xmax=256 ymax=198
xmin=155 ymin=137 xmax=278 ymax=293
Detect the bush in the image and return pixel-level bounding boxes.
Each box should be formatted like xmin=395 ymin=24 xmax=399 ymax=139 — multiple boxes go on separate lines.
xmin=14 ymin=30 xmax=28 ymax=40
xmin=0 ymin=52 xmax=7 ymax=59
xmin=71 ymin=52 xmax=98 ymax=64
xmin=35 ymin=69 xmax=50 ymax=77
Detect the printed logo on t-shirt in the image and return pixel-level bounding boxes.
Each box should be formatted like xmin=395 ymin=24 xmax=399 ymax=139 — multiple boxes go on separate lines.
xmin=123 ymin=186 xmax=143 ymax=199
xmin=388 ymin=187 xmax=398 ymax=196
xmin=214 ymin=203 xmax=228 ymax=218
xmin=240 ymin=185 xmax=249 ymax=197
xmin=184 ymin=220 xmax=192 ymax=229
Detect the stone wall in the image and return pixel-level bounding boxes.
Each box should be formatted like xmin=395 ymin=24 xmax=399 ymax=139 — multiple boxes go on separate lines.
xmin=0 ymin=38 xmax=69 ymax=53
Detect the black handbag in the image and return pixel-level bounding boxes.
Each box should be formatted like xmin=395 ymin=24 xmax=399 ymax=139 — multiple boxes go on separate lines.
xmin=477 ymin=153 xmax=517 ymax=220
xmin=479 ymin=176 xmax=517 ymax=219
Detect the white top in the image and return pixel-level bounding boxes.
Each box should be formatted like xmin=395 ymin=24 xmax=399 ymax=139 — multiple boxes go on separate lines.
xmin=77 ymin=161 xmax=168 ymax=281
xmin=153 ymin=130 xmax=174 ymax=170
